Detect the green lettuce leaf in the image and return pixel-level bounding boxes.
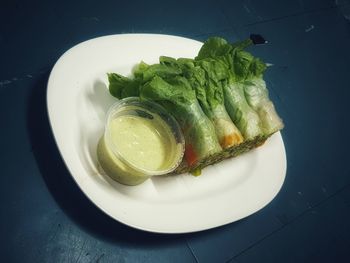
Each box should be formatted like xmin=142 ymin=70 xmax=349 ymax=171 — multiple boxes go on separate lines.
xmin=109 ymin=62 xmax=222 ymax=167
xmin=234 ymin=50 xmax=284 ymax=135
xmin=195 ymin=58 xmax=243 ymax=147
xmin=243 ymin=77 xmax=284 ymax=134
xmin=196 ymin=37 xmax=233 ymax=60
xmin=108 ymin=73 xmax=140 ymax=99
xmin=223 ymin=81 xmax=262 ymax=139
xmin=196 ymin=37 xmax=263 ymax=139
xmin=159 ymin=56 xmax=243 ymax=148
xmin=134 ymin=61 xmax=182 ymax=83
xmin=141 ymin=75 xmax=222 ymax=165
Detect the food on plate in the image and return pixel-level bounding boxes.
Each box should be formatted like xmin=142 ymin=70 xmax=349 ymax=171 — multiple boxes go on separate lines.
xmin=196 ymin=37 xmax=283 ymax=137
xmin=104 ymin=36 xmax=284 ymax=178
xmin=159 ymin=56 xmax=243 ymax=149
xmin=109 ymin=64 xmax=223 ymax=171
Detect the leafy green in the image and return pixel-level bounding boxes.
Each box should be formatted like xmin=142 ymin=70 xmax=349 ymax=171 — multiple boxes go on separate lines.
xmin=196 ymin=37 xmax=263 ymax=139
xmin=159 ymin=56 xmax=243 ymax=148
xmin=141 ymin=75 xmax=222 ymax=165
xmin=196 ymin=36 xmax=283 ymax=138
xmin=194 ymin=58 xmax=243 ymax=147
xmin=243 ymin=77 xmax=284 ymax=134
xmin=232 ymin=47 xmax=283 ymax=135
xmin=196 ymin=37 xmax=233 ymax=60
xmin=141 ymin=75 xmax=196 ymax=108
xmin=223 ymin=81 xmax=262 ymax=139
xmin=134 ymin=61 xmax=182 ymax=83
xmin=108 ymin=60 xmax=222 ymax=167
xmin=108 ymin=73 xmax=140 ymax=99
xmin=107 ymin=36 xmax=283 ymax=171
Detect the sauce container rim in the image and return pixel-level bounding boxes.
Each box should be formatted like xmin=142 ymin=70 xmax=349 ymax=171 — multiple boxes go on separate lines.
xmin=104 ymin=97 xmax=185 ymax=175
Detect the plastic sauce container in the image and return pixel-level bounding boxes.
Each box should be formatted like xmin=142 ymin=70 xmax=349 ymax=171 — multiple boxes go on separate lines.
xmin=97 ymin=97 xmax=185 ymax=185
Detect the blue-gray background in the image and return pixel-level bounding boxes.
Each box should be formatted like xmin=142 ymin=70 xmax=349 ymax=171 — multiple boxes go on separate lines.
xmin=1 ymin=0 xmax=350 ymax=262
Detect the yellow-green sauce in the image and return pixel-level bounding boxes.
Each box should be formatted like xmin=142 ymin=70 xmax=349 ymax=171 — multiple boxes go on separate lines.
xmin=110 ymin=115 xmax=169 ymax=171
xmin=97 ymin=113 xmax=182 ymax=185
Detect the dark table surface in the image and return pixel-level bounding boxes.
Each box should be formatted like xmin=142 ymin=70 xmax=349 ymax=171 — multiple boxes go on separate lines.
xmin=2 ymin=0 xmax=350 ymax=262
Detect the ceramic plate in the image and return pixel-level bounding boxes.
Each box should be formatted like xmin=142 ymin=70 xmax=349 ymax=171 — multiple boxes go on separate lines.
xmin=47 ymin=34 xmax=287 ymax=233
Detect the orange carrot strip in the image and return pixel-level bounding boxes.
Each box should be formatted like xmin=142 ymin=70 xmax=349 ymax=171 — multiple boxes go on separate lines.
xmin=220 ymin=133 xmax=243 ymax=148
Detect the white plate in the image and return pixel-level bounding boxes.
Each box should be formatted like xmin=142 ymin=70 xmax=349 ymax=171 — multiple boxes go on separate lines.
xmin=47 ymin=34 xmax=287 ymax=234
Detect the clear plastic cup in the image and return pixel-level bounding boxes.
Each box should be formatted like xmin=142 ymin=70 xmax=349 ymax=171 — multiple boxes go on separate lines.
xmin=97 ymin=97 xmax=185 ymax=185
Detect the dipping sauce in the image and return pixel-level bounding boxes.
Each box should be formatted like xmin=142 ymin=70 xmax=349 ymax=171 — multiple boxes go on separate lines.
xmin=109 ymin=115 xmax=174 ymax=171
xmin=97 ymin=98 xmax=184 ymax=186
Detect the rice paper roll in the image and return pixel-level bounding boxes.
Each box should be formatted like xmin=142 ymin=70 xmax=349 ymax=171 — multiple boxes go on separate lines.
xmin=160 ymin=56 xmax=243 ymax=148
xmin=140 ymin=76 xmax=222 ymax=166
xmin=196 ymin=37 xmax=283 ymax=138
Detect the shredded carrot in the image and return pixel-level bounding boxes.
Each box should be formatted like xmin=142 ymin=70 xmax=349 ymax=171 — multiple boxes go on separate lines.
xmin=220 ymin=133 xmax=243 ymax=148
xmin=185 ymin=144 xmax=198 ymax=167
